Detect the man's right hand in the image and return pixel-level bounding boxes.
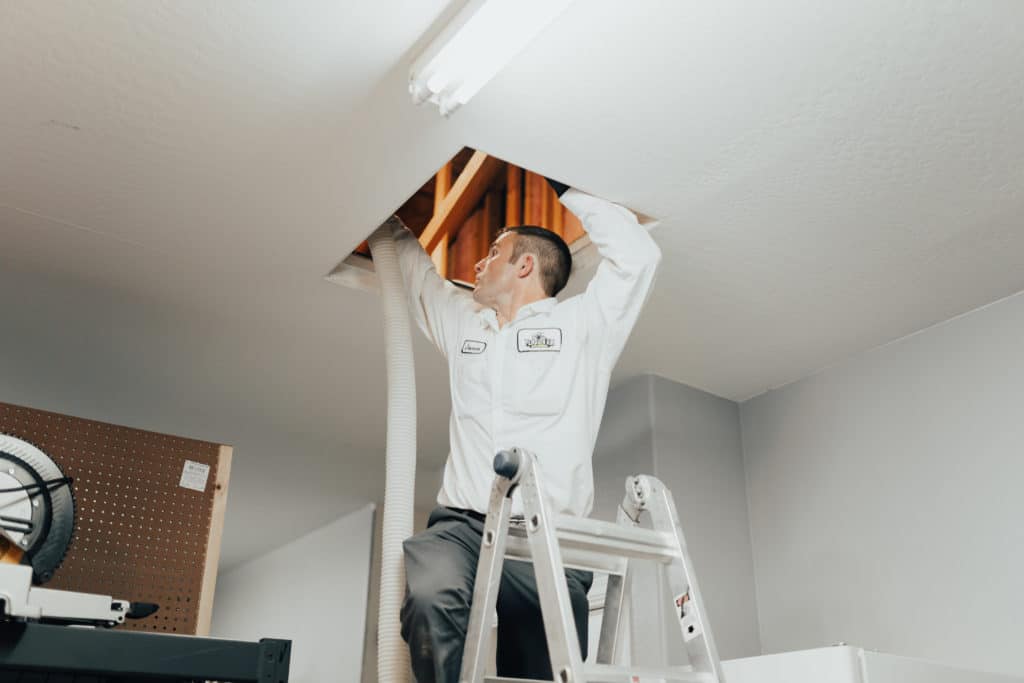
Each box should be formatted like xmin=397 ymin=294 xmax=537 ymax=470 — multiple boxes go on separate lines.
xmin=382 ymin=214 xmax=406 ymax=232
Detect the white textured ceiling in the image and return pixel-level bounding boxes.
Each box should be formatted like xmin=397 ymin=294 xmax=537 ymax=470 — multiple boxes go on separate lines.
xmin=2 ymin=1 xmax=1023 ymax=567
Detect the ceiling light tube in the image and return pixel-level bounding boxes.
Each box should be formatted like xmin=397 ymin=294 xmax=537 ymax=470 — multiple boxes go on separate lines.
xmin=409 ymin=0 xmax=575 ymax=117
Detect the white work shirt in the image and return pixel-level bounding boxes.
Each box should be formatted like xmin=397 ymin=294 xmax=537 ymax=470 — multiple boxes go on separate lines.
xmin=392 ymin=189 xmax=661 ymax=517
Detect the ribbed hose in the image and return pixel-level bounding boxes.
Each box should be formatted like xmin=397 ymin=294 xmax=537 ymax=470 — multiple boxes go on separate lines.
xmin=368 ymin=224 xmax=415 ymax=683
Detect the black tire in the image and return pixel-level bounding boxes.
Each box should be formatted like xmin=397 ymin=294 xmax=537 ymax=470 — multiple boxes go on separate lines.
xmin=0 ymin=435 xmax=75 ymax=584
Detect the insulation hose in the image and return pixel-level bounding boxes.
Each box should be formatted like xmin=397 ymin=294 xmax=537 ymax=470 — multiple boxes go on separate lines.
xmin=367 ymin=223 xmax=416 ymax=683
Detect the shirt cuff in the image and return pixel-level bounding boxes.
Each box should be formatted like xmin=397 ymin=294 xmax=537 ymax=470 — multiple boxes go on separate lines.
xmin=559 ymin=188 xmax=638 ymax=222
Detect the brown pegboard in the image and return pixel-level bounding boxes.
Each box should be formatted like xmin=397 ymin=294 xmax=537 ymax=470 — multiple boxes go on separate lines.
xmin=0 ymin=401 xmax=231 ymax=636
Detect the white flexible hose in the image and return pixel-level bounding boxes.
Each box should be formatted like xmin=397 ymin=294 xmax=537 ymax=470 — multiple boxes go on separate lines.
xmin=368 ymin=223 xmax=416 ymax=683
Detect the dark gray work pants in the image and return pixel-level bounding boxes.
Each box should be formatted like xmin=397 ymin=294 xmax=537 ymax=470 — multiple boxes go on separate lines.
xmin=401 ymin=507 xmax=593 ymax=682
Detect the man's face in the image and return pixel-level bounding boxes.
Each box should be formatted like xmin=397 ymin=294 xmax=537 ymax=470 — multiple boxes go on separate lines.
xmin=473 ymin=232 xmax=518 ymax=306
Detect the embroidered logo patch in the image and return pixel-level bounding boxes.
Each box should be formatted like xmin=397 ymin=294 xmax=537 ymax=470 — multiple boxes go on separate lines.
xmin=461 ymin=339 xmax=487 ymax=354
xmin=517 ymin=328 xmax=563 ymax=352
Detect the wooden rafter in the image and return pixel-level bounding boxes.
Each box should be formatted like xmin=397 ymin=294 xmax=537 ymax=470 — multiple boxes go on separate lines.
xmin=433 ymin=161 xmax=453 ymax=212
xmin=419 ymin=150 xmax=505 ymax=254
xmin=431 ymin=161 xmax=453 ymax=276
xmin=505 ymin=164 xmax=523 ymax=226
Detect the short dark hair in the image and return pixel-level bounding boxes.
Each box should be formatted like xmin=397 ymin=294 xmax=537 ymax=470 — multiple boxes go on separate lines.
xmin=502 ymin=225 xmax=572 ymax=296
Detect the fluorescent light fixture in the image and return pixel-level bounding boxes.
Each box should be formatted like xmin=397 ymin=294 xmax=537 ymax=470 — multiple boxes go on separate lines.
xmin=410 ymin=0 xmax=575 ymax=117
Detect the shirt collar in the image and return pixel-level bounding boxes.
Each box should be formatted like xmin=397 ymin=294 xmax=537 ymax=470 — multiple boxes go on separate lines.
xmin=478 ymin=297 xmax=558 ymax=330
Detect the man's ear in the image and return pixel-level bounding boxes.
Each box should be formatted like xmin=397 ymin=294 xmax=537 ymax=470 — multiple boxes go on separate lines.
xmin=516 ymin=253 xmax=535 ymax=280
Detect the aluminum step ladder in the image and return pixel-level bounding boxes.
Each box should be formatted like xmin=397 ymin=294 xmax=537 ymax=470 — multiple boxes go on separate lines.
xmin=459 ymin=447 xmax=725 ymax=683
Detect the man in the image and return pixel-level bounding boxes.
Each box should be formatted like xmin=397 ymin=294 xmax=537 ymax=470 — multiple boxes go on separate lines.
xmin=387 ymin=177 xmax=661 ymax=682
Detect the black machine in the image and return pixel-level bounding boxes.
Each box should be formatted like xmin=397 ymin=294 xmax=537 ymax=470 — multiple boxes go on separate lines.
xmin=0 ymin=434 xmax=290 ymax=681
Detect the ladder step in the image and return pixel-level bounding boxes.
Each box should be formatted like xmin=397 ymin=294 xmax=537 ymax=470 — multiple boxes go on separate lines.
xmin=503 ymin=515 xmax=678 ymax=572
xmin=483 ymin=663 xmax=711 ymax=683
xmin=583 ymin=664 xmax=713 ymax=683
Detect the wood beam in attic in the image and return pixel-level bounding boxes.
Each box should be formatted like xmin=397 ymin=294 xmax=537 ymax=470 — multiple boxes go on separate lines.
xmin=418 ymin=150 xmax=506 ymax=255
xmin=430 ymin=161 xmax=453 ymax=277
xmin=505 ymin=164 xmax=522 ymax=226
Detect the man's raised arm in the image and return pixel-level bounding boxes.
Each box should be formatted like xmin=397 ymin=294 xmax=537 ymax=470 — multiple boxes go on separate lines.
xmin=383 ymin=216 xmax=475 ymax=358
xmin=551 ymin=182 xmax=662 ymax=367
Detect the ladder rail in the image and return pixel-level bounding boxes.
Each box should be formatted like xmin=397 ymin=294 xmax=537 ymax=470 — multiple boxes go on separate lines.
xmin=518 ymin=456 xmax=587 ymax=683
xmin=644 ymin=481 xmax=726 ymax=683
xmin=593 ymin=505 xmax=635 ymax=666
xmin=459 ymin=471 xmax=518 ymax=682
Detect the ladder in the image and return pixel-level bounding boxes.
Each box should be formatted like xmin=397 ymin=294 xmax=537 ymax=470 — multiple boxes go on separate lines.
xmin=459 ymin=448 xmax=725 ymax=683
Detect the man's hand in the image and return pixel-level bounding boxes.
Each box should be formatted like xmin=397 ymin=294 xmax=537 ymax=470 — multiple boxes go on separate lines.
xmin=544 ymin=176 xmax=570 ymax=198
xmin=382 ymin=214 xmax=406 ymax=231
xmin=370 ymin=214 xmax=407 ymax=244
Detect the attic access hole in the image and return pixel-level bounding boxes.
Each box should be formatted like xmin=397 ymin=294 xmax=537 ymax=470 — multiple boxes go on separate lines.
xmin=328 ymin=147 xmax=588 ymax=291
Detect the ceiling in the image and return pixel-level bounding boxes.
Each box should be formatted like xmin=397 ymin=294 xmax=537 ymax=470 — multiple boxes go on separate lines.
xmin=2 ymin=1 xmax=1022 ymax=568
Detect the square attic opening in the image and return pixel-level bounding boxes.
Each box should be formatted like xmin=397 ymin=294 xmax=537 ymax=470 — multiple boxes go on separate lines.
xmin=327 ymin=147 xmax=591 ymax=292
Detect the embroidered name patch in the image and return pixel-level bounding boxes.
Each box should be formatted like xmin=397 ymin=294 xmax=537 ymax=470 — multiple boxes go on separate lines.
xmin=461 ymin=339 xmax=487 ymax=354
xmin=517 ymin=328 xmax=563 ymax=352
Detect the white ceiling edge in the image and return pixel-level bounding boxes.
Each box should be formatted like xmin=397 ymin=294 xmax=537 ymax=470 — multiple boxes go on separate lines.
xmin=737 ymin=285 xmax=1024 ymax=405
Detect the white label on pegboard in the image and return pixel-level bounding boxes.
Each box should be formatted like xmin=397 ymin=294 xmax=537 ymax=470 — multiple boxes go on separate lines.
xmin=179 ymin=460 xmax=210 ymax=492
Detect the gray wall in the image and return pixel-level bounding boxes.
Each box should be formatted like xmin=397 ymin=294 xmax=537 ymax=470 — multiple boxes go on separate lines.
xmin=592 ymin=374 xmax=655 ymax=520
xmin=360 ymin=505 xmax=433 ymax=683
xmin=212 ymin=505 xmax=376 ymax=682
xmin=591 ymin=375 xmax=662 ymax=665
xmin=740 ymin=291 xmax=1024 ymax=677
xmin=650 ymin=375 xmax=762 ymax=661
xmin=592 ymin=374 xmax=761 ymax=662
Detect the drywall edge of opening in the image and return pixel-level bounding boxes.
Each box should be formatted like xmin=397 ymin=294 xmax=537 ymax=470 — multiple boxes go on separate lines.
xmin=324 ymin=216 xmax=661 ymax=294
